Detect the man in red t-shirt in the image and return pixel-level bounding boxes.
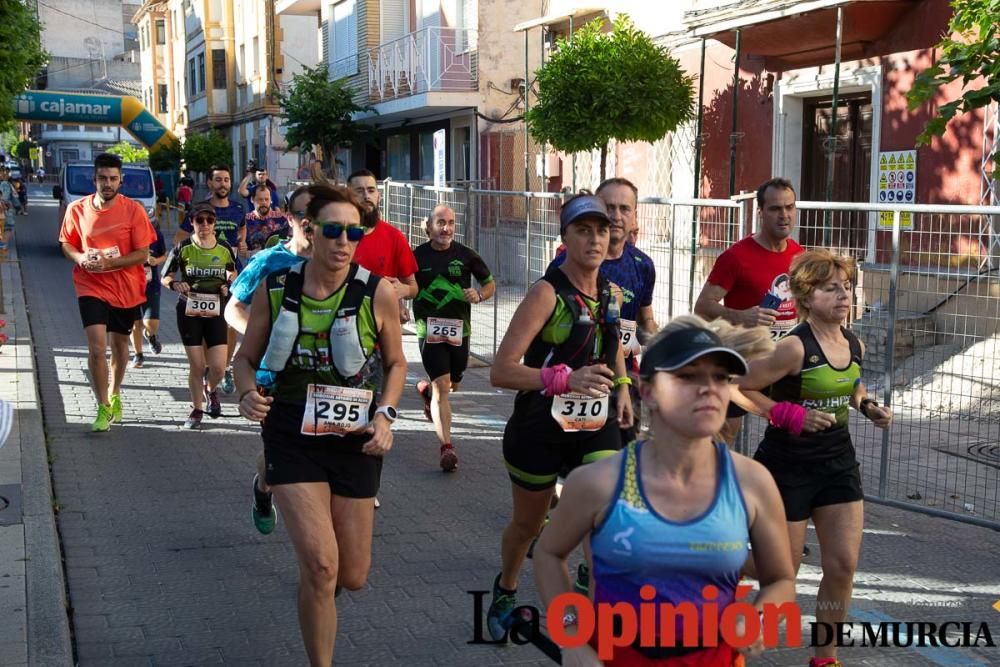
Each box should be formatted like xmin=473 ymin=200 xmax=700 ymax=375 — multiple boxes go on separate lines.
xmin=695 ymin=177 xmax=804 ymax=442
xmin=348 ymin=169 xmax=418 ymax=312
xmin=58 ymin=153 xmax=156 ymax=432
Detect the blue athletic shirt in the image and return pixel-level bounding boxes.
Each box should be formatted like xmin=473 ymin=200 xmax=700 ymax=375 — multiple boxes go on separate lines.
xmin=547 ymin=244 xmax=655 ymax=322
xmin=230 ymin=242 xmax=302 ymax=304
xmin=590 ymin=441 xmax=749 ymax=645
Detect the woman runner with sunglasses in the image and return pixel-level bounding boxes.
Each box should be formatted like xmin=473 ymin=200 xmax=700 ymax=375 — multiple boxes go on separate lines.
xmin=161 ymin=202 xmax=238 ymax=428
xmin=485 ymin=194 xmax=634 ymax=639
xmin=534 ymin=315 xmax=795 ymax=667
xmin=233 ymin=185 xmax=406 ymax=666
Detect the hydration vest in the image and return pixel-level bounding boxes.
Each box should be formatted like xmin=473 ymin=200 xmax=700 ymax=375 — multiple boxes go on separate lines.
xmin=258 ymin=262 xmax=381 ymax=389
xmin=524 ymin=267 xmax=620 ymax=371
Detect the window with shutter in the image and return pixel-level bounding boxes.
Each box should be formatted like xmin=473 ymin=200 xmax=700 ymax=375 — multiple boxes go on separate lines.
xmin=321 ymin=19 xmax=329 ymax=65
xmin=331 ymin=0 xmax=357 ymax=79
xmin=380 ymin=0 xmax=408 ymax=45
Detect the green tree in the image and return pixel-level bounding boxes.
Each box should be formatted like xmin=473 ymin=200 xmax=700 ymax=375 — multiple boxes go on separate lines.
xmin=907 ymin=0 xmax=999 ymax=174
xmin=106 ymin=140 xmax=149 ymax=164
xmin=1 ymin=130 xmax=19 ymax=158
xmin=0 ymin=1 xmax=47 ymax=130
xmin=181 ymin=130 xmax=232 ymax=174
xmin=526 ymin=14 xmax=695 ymax=181
xmin=277 ymin=63 xmax=374 ymax=182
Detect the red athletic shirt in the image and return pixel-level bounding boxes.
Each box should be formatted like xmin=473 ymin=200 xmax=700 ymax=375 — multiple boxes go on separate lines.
xmin=706 ymin=236 xmax=803 ymax=339
xmin=353 ymin=219 xmax=418 ymax=279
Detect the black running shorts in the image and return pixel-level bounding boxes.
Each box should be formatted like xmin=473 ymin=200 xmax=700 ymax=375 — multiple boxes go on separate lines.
xmin=503 ymin=409 xmax=622 ymax=491
xmin=262 ymin=432 xmax=382 ymax=498
xmin=418 ymin=336 xmax=470 ymax=384
xmin=78 ymin=296 xmax=140 ymax=335
xmin=175 ymin=301 xmax=228 ymax=347
xmin=753 ymin=448 xmax=863 ymax=521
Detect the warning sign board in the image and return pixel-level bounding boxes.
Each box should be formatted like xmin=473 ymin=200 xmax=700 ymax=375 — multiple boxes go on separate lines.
xmin=877 ymin=150 xmax=916 ymax=229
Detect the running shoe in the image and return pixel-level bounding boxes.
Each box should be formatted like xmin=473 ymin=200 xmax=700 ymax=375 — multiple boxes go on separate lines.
xmin=91 ymin=404 xmax=112 ymax=432
xmin=206 ymin=388 xmax=222 ymax=419
xmin=221 ymin=367 xmax=236 ymax=394
xmin=184 ymin=408 xmax=204 ymax=429
xmin=145 ymin=333 xmax=162 ymax=354
xmin=574 ymin=563 xmax=590 ymax=596
xmin=251 ymin=473 xmax=278 ymax=535
xmin=439 ymin=443 xmax=458 ymax=472
xmin=109 ymin=394 xmax=123 ymax=424
xmin=486 ymin=573 xmax=518 ymax=641
xmin=131 ymin=353 xmax=144 ymax=368
xmin=808 ymin=659 xmax=843 ymax=667
xmin=416 ymin=380 xmax=432 ymax=421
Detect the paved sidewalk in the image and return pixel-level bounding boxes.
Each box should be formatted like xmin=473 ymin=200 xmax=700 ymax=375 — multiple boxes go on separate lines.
xmin=10 ymin=195 xmax=1000 ymax=666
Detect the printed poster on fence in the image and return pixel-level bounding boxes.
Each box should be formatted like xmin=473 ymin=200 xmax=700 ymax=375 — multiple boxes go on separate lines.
xmin=877 ymin=150 xmax=915 ymax=230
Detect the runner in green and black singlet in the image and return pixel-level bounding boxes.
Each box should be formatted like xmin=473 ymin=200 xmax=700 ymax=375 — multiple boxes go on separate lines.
xmin=412 ymin=204 xmax=495 ymax=472
xmin=737 ymin=249 xmax=892 ymax=667
xmin=161 ymin=202 xmax=237 ymax=428
xmin=233 ymin=185 xmax=406 ymax=665
xmin=484 ymin=194 xmax=634 ymax=641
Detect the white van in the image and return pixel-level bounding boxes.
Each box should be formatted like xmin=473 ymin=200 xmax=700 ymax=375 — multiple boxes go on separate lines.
xmin=53 ymin=162 xmax=157 ymax=222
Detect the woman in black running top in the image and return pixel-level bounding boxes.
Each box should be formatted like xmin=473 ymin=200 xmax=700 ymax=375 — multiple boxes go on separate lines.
xmin=738 ymin=250 xmax=892 ymax=667
xmin=484 ymin=194 xmax=633 ymax=640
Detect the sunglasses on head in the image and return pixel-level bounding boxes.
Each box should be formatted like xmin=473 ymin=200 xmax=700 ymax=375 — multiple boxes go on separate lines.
xmin=193 ymin=216 xmax=216 ymax=225
xmin=312 ymin=220 xmax=364 ymax=241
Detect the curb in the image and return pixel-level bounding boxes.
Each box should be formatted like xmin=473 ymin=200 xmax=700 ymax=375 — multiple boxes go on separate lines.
xmin=5 ymin=232 xmax=74 ymax=666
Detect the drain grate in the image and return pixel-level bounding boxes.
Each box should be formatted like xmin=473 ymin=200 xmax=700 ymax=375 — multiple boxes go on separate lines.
xmin=933 ymin=440 xmax=1000 ymax=470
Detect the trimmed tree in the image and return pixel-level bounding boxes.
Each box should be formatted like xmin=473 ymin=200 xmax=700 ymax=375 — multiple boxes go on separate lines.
xmin=106 ymin=140 xmax=149 ymax=164
xmin=526 ymin=14 xmax=696 ymax=182
xmin=0 ymin=1 xmax=47 ymax=130
xmin=277 ymin=63 xmax=374 ymax=182
xmin=906 ymin=0 xmax=1000 ymax=175
xmin=181 ymin=130 xmax=233 ymax=175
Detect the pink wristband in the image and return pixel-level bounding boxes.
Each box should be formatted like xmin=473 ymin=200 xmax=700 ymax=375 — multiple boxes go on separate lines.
xmin=768 ymin=402 xmax=807 ymax=436
xmin=541 ymin=364 xmax=572 ymax=397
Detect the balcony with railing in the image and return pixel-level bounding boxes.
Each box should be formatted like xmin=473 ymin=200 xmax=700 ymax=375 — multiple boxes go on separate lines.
xmin=367 ymin=27 xmax=478 ymax=104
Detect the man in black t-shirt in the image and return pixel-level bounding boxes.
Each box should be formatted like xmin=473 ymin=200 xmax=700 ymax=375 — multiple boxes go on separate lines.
xmin=413 ymin=205 xmax=495 ymax=472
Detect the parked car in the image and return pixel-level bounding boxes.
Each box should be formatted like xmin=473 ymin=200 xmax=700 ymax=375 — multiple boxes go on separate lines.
xmin=52 ymin=162 xmax=156 ymax=223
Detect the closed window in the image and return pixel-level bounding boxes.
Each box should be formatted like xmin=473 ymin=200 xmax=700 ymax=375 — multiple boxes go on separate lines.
xmin=155 ymin=19 xmax=166 ymax=45
xmin=212 ymin=50 xmax=226 ymax=89
xmin=188 ymin=58 xmax=196 ymax=96
xmin=197 ymin=53 xmax=206 ymax=92
xmin=158 ymin=84 xmax=168 ymax=113
xmin=330 ymin=0 xmax=357 ymax=79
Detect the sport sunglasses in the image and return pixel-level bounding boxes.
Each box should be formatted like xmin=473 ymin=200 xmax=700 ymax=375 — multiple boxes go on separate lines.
xmin=311 ymin=220 xmax=365 ymax=241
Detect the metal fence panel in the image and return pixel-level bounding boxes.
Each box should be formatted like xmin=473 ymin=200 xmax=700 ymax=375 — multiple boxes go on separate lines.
xmin=380 ymin=182 xmax=1000 ymax=527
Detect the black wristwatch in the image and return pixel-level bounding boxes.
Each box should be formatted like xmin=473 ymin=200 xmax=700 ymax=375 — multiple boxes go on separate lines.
xmin=859 ymin=398 xmax=878 ymax=418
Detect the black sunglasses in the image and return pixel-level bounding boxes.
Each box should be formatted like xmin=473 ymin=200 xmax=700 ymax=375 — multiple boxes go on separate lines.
xmin=312 ymin=220 xmax=364 ymax=241
xmin=193 ymin=216 xmax=216 ymax=225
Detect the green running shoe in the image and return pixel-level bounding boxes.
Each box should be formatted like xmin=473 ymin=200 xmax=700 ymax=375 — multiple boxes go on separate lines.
xmin=109 ymin=394 xmax=123 ymax=424
xmin=91 ymin=404 xmax=112 ymax=432
xmin=574 ymin=563 xmax=590 ymax=596
xmin=486 ymin=573 xmax=517 ymax=641
xmin=251 ymin=474 xmax=278 ymax=535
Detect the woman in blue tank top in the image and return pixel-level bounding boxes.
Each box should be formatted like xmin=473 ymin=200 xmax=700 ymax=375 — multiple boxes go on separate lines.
xmin=534 ymin=316 xmax=795 ymax=666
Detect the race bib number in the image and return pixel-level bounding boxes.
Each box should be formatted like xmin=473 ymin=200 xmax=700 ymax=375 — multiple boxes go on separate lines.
xmin=769 ymin=319 xmax=794 ymax=341
xmin=97 ymin=245 xmax=121 ymax=259
xmin=551 ymin=392 xmax=609 ymax=432
xmin=300 ymin=384 xmax=373 ymax=436
xmin=620 ymin=319 xmax=641 ymax=356
xmin=144 ymin=265 xmax=153 ymax=283
xmin=426 ymin=317 xmax=463 ymax=346
xmin=185 ymin=292 xmax=220 ymax=317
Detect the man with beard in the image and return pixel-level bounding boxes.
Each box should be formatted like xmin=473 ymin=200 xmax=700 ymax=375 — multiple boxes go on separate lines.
xmin=225 ymin=184 xmax=318 ymax=535
xmin=58 ymin=153 xmax=156 ymax=431
xmin=175 ymin=165 xmax=248 ymax=394
xmin=348 ymin=169 xmax=418 ymax=309
xmin=243 ymin=186 xmax=288 ymax=252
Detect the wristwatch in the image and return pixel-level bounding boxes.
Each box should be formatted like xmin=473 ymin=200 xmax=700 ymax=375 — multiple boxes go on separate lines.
xmin=374 ymin=405 xmax=398 ymax=423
